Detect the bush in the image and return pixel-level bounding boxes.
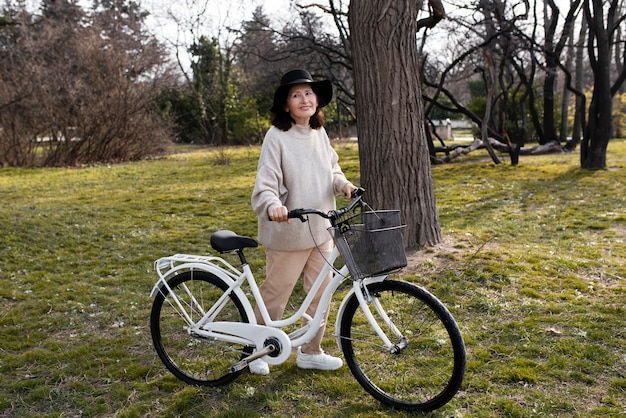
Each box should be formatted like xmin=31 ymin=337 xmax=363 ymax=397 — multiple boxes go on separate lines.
xmin=0 ymin=2 xmax=174 ymax=167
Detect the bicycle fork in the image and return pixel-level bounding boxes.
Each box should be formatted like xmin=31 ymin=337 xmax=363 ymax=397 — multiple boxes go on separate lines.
xmin=338 ymin=278 xmax=408 ymax=354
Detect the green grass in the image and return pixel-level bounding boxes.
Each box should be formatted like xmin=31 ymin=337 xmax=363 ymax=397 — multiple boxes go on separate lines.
xmin=1 ymin=140 xmax=624 ymax=417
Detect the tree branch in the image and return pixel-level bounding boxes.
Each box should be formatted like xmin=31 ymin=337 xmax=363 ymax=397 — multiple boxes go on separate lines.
xmin=417 ymin=0 xmax=446 ymax=30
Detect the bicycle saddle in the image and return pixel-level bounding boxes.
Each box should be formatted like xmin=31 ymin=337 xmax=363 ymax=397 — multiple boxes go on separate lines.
xmin=211 ymin=230 xmax=258 ymax=253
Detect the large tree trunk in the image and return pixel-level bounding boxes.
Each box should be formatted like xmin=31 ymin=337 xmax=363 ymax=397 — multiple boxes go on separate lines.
xmin=582 ymin=89 xmax=611 ymax=169
xmin=542 ymin=1 xmax=560 ymax=145
xmin=542 ymin=58 xmax=559 ymax=145
xmin=348 ymin=1 xmax=441 ymax=248
xmin=582 ymin=0 xmax=613 ymax=169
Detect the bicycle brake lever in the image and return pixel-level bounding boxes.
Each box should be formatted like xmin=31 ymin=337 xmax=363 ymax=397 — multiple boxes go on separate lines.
xmin=295 ymin=215 xmax=307 ymax=223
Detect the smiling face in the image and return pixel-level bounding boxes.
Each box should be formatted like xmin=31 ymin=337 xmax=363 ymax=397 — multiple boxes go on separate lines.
xmin=284 ymin=84 xmax=318 ymax=125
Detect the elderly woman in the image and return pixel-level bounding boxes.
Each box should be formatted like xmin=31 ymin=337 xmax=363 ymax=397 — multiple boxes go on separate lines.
xmin=250 ymin=69 xmax=356 ymax=375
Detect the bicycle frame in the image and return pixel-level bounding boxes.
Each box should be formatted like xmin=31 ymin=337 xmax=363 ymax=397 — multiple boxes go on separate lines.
xmin=150 ymin=245 xmax=404 ymax=365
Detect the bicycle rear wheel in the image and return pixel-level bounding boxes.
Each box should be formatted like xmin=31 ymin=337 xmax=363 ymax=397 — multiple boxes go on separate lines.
xmin=150 ymin=270 xmax=252 ymax=386
xmin=339 ymin=279 xmax=465 ymax=411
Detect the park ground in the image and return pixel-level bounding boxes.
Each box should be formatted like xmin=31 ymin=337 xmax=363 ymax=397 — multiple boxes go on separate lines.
xmin=0 ymin=140 xmax=624 ymax=417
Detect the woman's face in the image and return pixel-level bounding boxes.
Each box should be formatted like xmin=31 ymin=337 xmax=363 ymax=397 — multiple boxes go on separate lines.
xmin=284 ymin=84 xmax=318 ymax=125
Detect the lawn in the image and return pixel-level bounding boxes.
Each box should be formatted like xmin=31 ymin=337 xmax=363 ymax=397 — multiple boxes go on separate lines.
xmin=0 ymin=140 xmax=624 ymax=417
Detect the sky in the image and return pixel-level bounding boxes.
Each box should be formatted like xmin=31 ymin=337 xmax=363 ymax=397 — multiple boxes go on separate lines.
xmin=143 ymin=0 xmax=296 ymax=71
xmin=144 ymin=0 xmax=293 ymax=46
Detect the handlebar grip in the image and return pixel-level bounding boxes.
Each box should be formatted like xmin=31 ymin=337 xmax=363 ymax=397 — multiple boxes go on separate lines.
xmin=351 ymin=187 xmax=365 ymax=199
xmin=288 ymin=209 xmax=309 ymax=222
xmin=287 ymin=209 xmax=303 ymax=219
xmin=268 ymin=209 xmax=306 ymax=222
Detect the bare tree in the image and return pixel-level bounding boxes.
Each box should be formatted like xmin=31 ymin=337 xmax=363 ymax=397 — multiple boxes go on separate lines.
xmin=0 ymin=0 xmax=174 ymax=167
xmin=420 ymin=0 xmax=596 ymax=162
xmin=349 ymin=0 xmax=443 ymax=248
xmin=581 ymin=0 xmax=626 ymax=169
xmin=421 ymin=0 xmax=533 ymax=163
xmin=561 ymin=16 xmax=588 ymax=152
xmin=541 ymin=0 xmax=582 ymax=145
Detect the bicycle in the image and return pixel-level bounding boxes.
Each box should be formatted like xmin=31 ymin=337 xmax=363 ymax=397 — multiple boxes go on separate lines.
xmin=149 ymin=189 xmax=466 ymax=412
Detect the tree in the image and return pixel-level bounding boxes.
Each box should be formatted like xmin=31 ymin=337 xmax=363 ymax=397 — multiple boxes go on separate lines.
xmin=188 ymin=36 xmax=229 ymax=144
xmin=349 ymin=0 xmax=443 ymax=248
xmin=234 ymin=7 xmax=278 ymax=114
xmin=420 ymin=0 xmax=596 ymax=162
xmin=581 ymin=0 xmax=626 ymax=169
xmin=421 ymin=0 xmax=533 ymax=164
xmin=541 ymin=0 xmax=581 ymax=145
xmin=158 ymin=33 xmax=268 ymax=145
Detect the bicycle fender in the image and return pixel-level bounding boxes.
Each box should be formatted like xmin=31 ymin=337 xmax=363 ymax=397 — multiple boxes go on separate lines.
xmin=149 ymin=262 xmax=256 ymax=322
xmin=334 ymin=275 xmax=387 ymax=350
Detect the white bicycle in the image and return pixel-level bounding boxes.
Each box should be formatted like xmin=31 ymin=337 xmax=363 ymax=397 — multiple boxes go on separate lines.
xmin=149 ymin=189 xmax=466 ymax=412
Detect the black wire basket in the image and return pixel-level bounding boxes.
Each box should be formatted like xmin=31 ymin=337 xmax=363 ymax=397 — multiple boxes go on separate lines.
xmin=330 ymin=210 xmax=407 ymax=280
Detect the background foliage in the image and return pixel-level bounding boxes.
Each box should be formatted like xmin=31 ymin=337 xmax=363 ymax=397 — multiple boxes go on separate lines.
xmin=0 ymin=0 xmax=174 ymax=167
xmin=3 ymin=1 xmax=626 ymax=168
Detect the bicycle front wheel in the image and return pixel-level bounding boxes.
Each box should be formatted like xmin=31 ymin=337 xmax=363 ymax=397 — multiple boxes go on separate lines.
xmin=150 ymin=270 xmax=252 ymax=386
xmin=339 ymin=279 xmax=466 ymax=411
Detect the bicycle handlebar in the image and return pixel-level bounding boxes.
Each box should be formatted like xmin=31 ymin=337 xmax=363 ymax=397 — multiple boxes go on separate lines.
xmin=287 ymin=187 xmax=365 ymax=223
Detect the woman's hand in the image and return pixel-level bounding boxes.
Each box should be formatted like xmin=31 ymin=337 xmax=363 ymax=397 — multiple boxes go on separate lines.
xmin=343 ymin=184 xmax=357 ymax=200
xmin=269 ymin=205 xmax=291 ymax=223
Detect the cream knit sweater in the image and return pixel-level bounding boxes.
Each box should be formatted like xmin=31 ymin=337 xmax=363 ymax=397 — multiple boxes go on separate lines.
xmin=251 ymin=124 xmax=354 ymax=251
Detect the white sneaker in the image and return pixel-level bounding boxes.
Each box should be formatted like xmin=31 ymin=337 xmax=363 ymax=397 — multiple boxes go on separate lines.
xmin=249 ymin=358 xmax=269 ymax=375
xmin=296 ymin=347 xmax=343 ymax=370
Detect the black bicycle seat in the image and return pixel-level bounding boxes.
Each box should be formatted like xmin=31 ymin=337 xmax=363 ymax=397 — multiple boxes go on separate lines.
xmin=210 ymin=230 xmax=258 ymax=253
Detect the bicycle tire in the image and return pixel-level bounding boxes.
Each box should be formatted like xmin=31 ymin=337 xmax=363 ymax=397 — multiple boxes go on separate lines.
xmin=150 ymin=270 xmax=252 ymax=386
xmin=339 ymin=279 xmax=465 ymax=411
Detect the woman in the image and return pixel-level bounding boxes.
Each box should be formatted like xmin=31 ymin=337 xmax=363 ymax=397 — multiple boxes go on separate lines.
xmin=250 ymin=69 xmax=356 ymax=375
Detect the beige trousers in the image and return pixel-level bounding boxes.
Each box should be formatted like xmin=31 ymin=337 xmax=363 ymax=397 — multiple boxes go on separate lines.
xmin=254 ymin=240 xmax=333 ymax=354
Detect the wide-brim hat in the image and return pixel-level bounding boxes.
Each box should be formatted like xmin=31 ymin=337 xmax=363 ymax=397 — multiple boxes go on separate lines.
xmin=270 ymin=69 xmax=333 ymax=113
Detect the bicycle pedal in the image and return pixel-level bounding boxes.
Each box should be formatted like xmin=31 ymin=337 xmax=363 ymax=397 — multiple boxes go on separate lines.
xmin=230 ymin=360 xmax=248 ymax=373
xmin=229 ymin=343 xmax=276 ymax=374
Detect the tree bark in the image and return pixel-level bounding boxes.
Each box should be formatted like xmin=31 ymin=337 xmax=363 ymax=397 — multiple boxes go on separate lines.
xmin=348 ymin=0 xmax=441 ymax=248
xmin=582 ymin=0 xmax=613 ymax=169
xmin=481 ymin=51 xmax=502 ymax=164
xmin=563 ymin=17 xmax=587 ymax=151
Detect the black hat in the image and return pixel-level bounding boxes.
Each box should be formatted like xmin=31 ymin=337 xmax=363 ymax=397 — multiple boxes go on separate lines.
xmin=270 ymin=69 xmax=333 ymax=113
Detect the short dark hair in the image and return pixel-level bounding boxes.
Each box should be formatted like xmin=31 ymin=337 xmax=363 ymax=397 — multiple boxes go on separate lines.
xmin=271 ymin=109 xmax=325 ymax=131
